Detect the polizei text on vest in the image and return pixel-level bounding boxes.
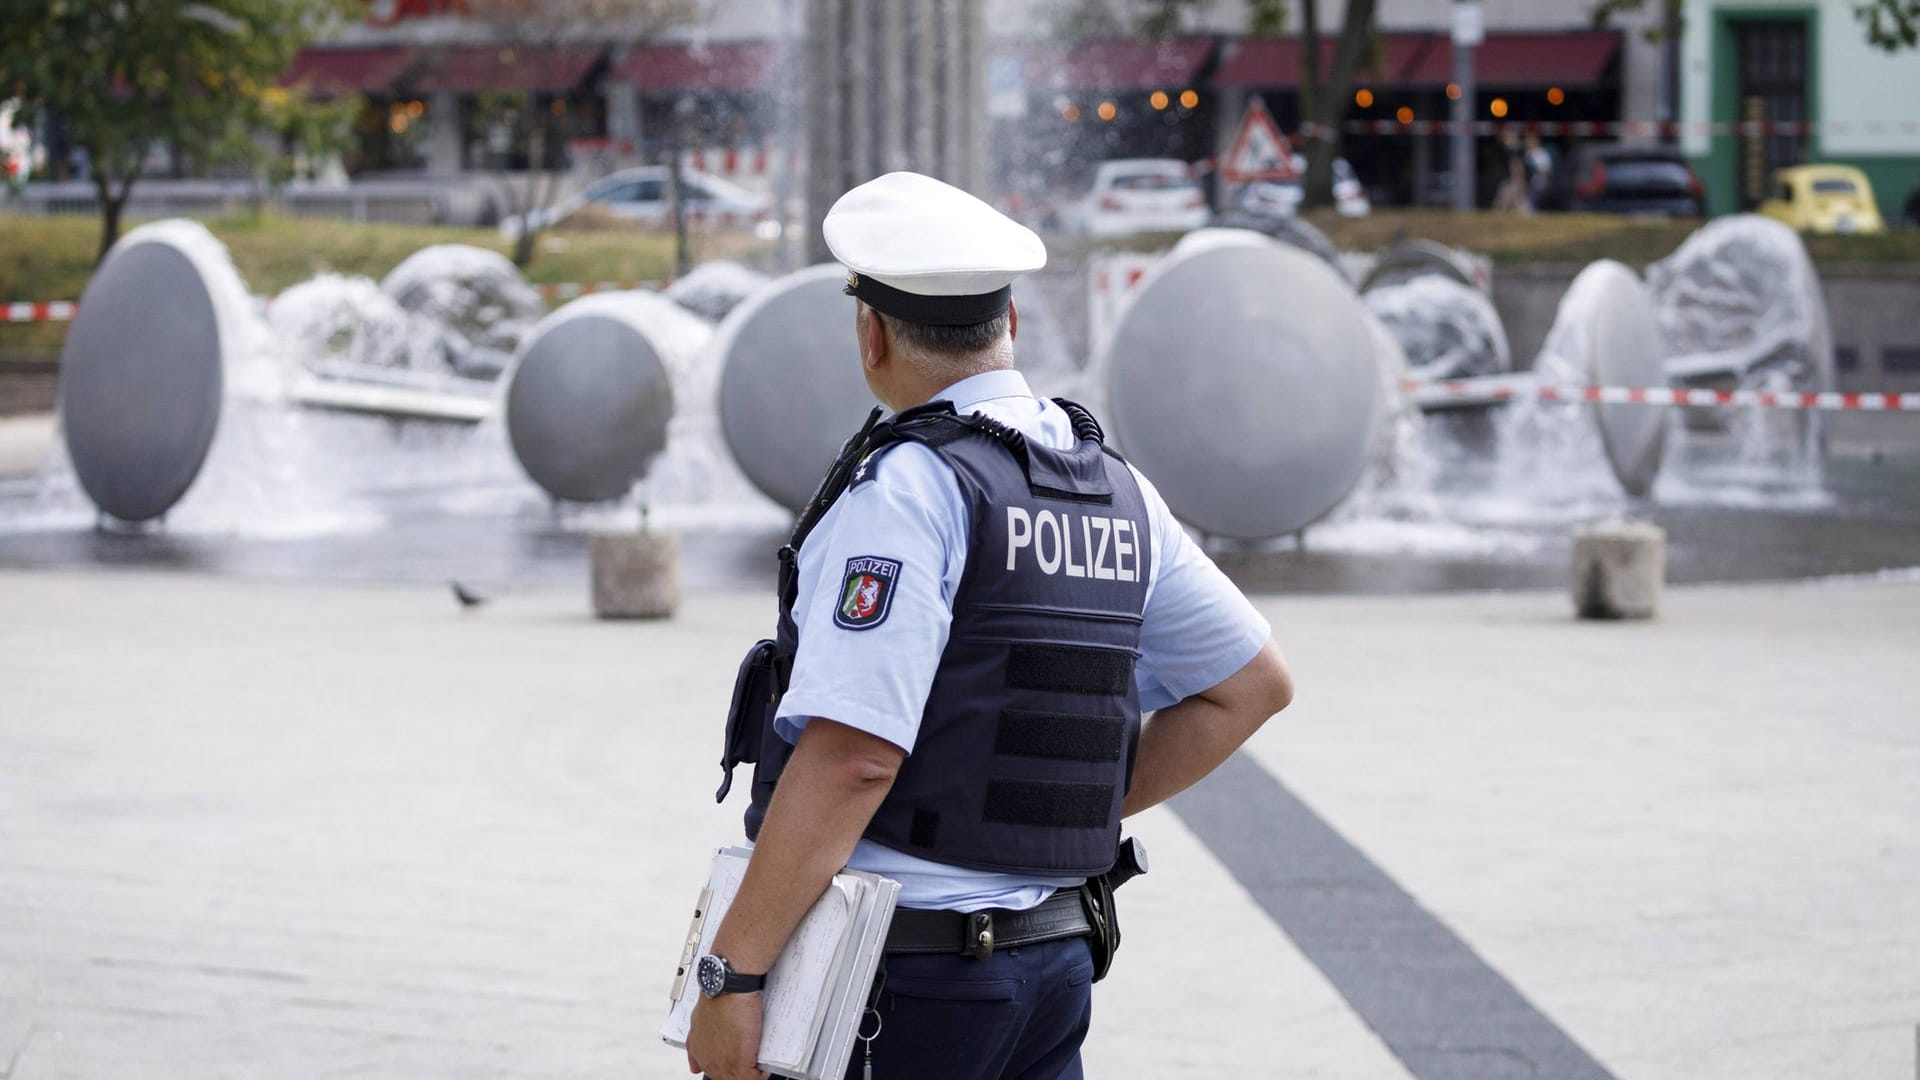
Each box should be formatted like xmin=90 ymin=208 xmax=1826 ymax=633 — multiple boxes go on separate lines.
xmin=1005 ymin=507 xmax=1142 ymax=581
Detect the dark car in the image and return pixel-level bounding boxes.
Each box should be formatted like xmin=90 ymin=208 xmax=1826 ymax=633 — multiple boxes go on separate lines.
xmin=1548 ymin=145 xmax=1706 ymax=216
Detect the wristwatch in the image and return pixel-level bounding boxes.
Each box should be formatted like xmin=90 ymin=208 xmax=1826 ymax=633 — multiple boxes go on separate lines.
xmin=695 ymin=954 xmax=766 ymax=998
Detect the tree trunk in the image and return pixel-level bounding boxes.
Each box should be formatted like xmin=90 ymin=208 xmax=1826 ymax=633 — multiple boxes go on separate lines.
xmin=1300 ymin=0 xmax=1321 ymax=155
xmin=93 ymin=171 xmax=129 ymax=266
xmin=1301 ymin=0 xmax=1377 ymax=208
xmin=513 ymin=213 xmax=539 ymax=266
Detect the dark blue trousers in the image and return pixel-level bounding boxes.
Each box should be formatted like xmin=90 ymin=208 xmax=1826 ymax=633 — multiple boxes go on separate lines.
xmin=839 ymin=935 xmax=1095 ymax=1080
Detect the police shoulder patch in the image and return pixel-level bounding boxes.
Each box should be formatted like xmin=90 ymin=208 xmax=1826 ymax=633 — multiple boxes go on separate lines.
xmin=833 ymin=556 xmax=902 ymax=631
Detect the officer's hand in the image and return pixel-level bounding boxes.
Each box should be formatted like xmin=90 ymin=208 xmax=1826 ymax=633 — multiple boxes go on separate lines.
xmin=686 ymin=991 xmax=768 ymax=1080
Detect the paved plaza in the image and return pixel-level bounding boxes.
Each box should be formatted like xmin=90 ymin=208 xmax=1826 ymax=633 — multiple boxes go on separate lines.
xmin=1 ymin=568 xmax=1917 ymax=1079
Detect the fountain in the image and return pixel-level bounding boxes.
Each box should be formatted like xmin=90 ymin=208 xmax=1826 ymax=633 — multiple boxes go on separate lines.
xmin=1 ymin=195 xmax=1872 ymax=588
xmin=504 ymin=291 xmax=705 ymax=505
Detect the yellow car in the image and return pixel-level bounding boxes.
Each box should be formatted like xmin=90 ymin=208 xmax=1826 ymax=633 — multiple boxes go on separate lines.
xmin=1759 ymin=165 xmax=1886 ymax=234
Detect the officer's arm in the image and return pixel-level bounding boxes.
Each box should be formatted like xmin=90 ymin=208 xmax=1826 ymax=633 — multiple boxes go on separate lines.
xmin=1121 ymin=638 xmax=1292 ymax=817
xmin=708 ymin=718 xmax=905 ymax=974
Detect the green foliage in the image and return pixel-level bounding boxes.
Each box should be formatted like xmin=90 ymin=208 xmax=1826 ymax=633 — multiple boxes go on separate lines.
xmin=1589 ymin=0 xmax=1684 ymax=44
xmin=1246 ymin=0 xmax=1290 ymax=36
xmin=1049 ymin=0 xmax=1124 ymax=40
xmin=256 ymin=86 xmax=362 ymax=186
xmin=1137 ymin=0 xmax=1204 ymax=38
xmin=1854 ymin=0 xmax=1920 ymax=50
xmin=0 ymin=0 xmax=355 ymax=255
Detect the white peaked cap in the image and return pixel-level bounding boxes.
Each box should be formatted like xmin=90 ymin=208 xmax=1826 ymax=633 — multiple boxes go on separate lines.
xmin=824 ymin=172 xmax=1047 ymax=325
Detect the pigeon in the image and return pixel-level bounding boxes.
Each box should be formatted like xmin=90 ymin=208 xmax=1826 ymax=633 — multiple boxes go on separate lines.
xmin=450 ymin=581 xmax=489 ymax=610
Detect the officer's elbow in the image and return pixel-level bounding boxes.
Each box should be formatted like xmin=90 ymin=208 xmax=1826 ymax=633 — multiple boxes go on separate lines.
xmin=1247 ymin=639 xmax=1294 ymax=719
xmin=801 ymin=718 xmax=906 ymax=791
xmin=1266 ymin=664 xmax=1295 ymax=716
xmin=842 ymin=746 xmax=903 ymax=790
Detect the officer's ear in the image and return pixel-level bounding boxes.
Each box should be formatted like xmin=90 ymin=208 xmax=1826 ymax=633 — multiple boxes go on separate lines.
xmin=859 ymin=302 xmax=890 ymax=372
xmin=1007 ymin=298 xmax=1019 ymax=343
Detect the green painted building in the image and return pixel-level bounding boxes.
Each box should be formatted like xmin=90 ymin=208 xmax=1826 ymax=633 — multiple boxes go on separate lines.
xmin=1681 ymin=0 xmax=1920 ymax=220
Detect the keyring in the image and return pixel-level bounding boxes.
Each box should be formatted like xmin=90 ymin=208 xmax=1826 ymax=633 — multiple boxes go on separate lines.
xmin=857 ymin=1007 xmax=883 ymax=1042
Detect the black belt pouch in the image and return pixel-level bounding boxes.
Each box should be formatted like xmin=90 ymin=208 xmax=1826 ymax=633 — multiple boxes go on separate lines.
xmin=716 ymin=639 xmax=779 ymax=803
xmin=1078 ymin=876 xmax=1122 ymax=982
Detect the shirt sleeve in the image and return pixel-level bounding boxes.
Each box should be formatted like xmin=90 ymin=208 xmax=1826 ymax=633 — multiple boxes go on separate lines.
xmin=774 ymin=445 xmax=967 ymax=754
xmin=1129 ymin=466 xmax=1272 ymax=713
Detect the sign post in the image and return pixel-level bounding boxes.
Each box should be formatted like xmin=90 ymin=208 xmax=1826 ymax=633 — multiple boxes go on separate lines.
xmin=1450 ymin=0 xmax=1483 ymax=211
xmin=1221 ymin=97 xmax=1298 ymax=186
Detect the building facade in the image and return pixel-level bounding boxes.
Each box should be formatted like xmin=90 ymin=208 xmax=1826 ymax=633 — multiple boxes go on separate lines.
xmin=268 ymin=0 xmax=1689 ymax=214
xmin=1679 ymin=0 xmax=1920 ymax=218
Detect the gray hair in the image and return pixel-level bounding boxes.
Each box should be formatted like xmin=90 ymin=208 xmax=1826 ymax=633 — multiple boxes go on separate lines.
xmin=862 ymin=302 xmax=1013 ymax=379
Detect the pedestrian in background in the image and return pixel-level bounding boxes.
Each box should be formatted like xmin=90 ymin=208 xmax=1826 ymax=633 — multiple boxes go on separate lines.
xmin=1524 ymin=133 xmax=1555 ymax=212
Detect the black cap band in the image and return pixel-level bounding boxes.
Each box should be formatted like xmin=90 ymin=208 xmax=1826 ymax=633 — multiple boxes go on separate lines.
xmin=847 ymin=273 xmax=1012 ymax=327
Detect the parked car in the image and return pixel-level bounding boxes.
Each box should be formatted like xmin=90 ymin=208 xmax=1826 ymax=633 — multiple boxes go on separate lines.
xmin=1550 ymin=145 xmax=1705 ymax=216
xmin=1760 ymin=164 xmax=1886 ymax=235
xmin=1064 ymin=159 xmax=1210 ymax=238
xmin=1236 ymin=155 xmax=1371 ymax=218
xmin=499 ymin=166 xmax=770 ymax=236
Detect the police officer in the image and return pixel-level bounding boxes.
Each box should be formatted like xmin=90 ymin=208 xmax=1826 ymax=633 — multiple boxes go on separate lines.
xmin=686 ymin=172 xmax=1293 ymax=1080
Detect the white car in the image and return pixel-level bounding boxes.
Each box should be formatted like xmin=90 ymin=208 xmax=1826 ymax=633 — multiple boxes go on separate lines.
xmin=500 ymin=166 xmax=771 ymax=235
xmin=1237 ymin=155 xmax=1371 ymax=218
xmin=1069 ymin=159 xmax=1210 ymax=239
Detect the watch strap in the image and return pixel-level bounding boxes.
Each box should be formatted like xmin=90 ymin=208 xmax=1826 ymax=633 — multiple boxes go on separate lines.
xmin=721 ymin=966 xmax=766 ymax=995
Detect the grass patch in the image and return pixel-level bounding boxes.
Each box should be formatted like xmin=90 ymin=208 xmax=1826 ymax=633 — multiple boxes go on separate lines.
xmin=0 ymin=212 xmax=770 ymax=361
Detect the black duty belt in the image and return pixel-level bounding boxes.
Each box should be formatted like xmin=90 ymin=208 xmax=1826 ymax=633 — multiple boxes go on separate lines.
xmin=884 ymin=889 xmax=1090 ymax=960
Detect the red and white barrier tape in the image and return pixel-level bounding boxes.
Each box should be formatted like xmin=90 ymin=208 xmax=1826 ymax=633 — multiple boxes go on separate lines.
xmin=4 ymin=301 xmax=77 ymax=324
xmin=1306 ymin=118 xmax=1920 ymax=140
xmin=1407 ymin=378 xmax=1920 ymax=412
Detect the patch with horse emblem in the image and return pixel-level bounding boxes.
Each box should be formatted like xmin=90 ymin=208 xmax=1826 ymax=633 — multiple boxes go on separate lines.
xmin=833 ymin=556 xmax=901 ymax=631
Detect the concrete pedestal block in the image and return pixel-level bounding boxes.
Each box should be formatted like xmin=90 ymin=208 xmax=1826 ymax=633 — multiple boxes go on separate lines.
xmin=1572 ymin=520 xmax=1666 ymax=620
xmin=591 ymin=530 xmax=680 ymax=619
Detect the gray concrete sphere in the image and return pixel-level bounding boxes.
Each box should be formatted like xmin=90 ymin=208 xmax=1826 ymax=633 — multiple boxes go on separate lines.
xmin=1105 ymin=238 xmax=1382 ymax=540
xmin=1540 ymin=260 xmax=1670 ymax=497
xmin=1206 ymin=212 xmax=1339 ymax=266
xmin=505 ymin=293 xmax=697 ymax=504
xmin=715 ymin=264 xmax=876 ymax=514
xmin=59 ymin=223 xmax=236 ymax=522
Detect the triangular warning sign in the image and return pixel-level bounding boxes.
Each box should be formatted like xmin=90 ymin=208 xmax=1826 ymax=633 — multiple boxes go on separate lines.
xmin=1223 ymin=97 xmax=1297 ymax=184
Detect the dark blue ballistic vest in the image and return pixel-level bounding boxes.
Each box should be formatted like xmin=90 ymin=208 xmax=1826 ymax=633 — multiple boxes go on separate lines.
xmin=718 ymin=400 xmax=1153 ymax=878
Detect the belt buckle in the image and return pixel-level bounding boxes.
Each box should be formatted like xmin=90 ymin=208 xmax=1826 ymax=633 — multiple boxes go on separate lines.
xmin=963 ymin=912 xmax=995 ymax=960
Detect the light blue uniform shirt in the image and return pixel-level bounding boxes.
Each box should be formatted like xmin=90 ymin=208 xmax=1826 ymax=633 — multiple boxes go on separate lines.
xmin=774 ymin=369 xmax=1271 ymax=911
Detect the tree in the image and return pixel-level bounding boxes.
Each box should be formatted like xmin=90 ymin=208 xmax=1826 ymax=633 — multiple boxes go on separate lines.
xmin=1590 ymin=0 xmax=1680 ymax=37
xmin=0 ymin=0 xmax=355 ymax=263
xmin=1297 ymin=0 xmax=1377 ymax=208
xmin=1136 ymin=0 xmax=1205 ymax=37
xmin=466 ymin=0 xmax=695 ymax=268
xmin=1049 ymin=0 xmax=1125 ymax=40
xmin=1246 ymin=0 xmax=1291 ymax=37
xmin=1853 ymin=0 xmax=1920 ymax=50
xmin=254 ymin=84 xmax=361 ymax=189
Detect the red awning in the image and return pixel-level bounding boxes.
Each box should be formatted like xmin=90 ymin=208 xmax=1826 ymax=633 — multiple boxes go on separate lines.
xmin=612 ymin=42 xmax=779 ymax=92
xmin=1215 ymin=33 xmax=1442 ymax=88
xmin=1217 ymin=30 xmax=1618 ymax=89
xmin=414 ymin=45 xmax=605 ymax=94
xmin=282 ymin=47 xmax=421 ymax=95
xmin=1469 ymin=31 xmax=1620 ymax=87
xmin=1020 ymin=36 xmax=1216 ymax=93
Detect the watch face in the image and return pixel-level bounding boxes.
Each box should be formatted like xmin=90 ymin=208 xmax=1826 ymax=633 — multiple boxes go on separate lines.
xmin=696 ymin=955 xmax=726 ymax=997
